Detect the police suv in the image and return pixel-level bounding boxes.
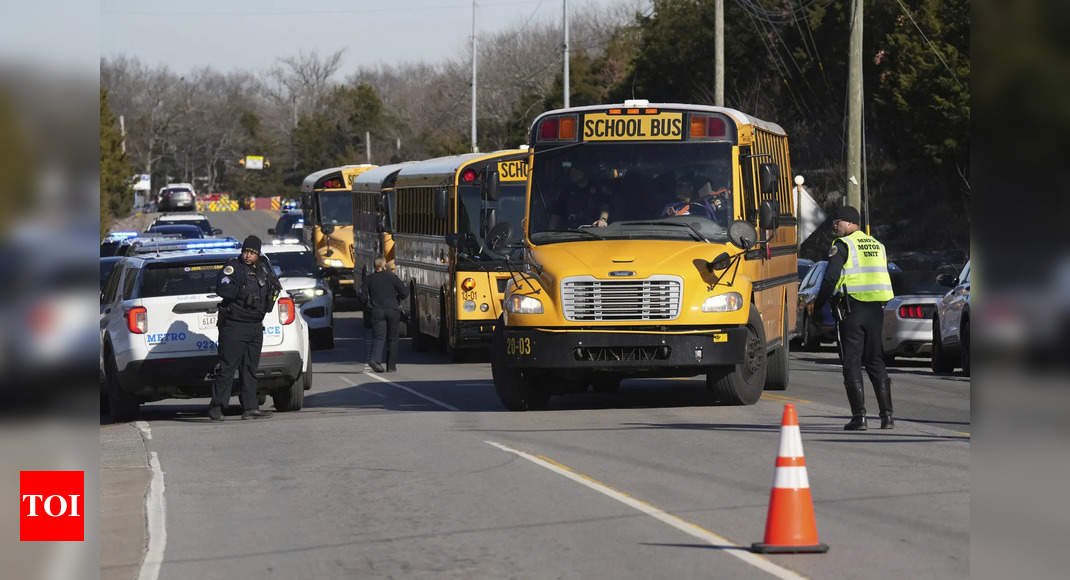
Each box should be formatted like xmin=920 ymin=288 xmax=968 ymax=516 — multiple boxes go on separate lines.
xmin=261 ymin=240 xmax=335 ymax=349
xmin=100 ymin=239 xmax=310 ymax=421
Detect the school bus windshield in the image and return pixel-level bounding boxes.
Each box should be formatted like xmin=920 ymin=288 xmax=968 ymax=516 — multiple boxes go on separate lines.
xmin=457 ymin=182 xmax=527 ymax=261
xmin=316 ymin=190 xmax=353 ymax=226
xmin=529 ymin=142 xmax=734 ymax=244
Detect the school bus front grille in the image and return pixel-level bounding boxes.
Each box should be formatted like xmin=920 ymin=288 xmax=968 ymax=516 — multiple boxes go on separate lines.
xmin=561 ymin=276 xmax=683 ymax=321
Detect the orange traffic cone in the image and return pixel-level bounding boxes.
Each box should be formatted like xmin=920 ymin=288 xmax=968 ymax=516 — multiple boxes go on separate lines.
xmin=752 ymin=404 xmax=829 ymax=554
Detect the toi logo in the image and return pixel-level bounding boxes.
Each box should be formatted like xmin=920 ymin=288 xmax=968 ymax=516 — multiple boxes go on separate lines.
xmin=20 ymin=471 xmax=85 ymax=542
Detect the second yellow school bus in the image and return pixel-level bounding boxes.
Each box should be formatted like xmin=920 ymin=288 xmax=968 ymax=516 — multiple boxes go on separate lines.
xmin=299 ymin=164 xmax=376 ymax=297
xmin=491 ymin=101 xmax=798 ymax=410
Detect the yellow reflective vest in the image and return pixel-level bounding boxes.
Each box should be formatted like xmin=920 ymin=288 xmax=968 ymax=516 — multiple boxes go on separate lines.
xmin=834 ymin=230 xmax=894 ymax=302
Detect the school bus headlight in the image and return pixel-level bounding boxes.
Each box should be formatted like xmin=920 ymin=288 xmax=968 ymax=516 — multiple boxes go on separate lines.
xmin=461 ymin=277 xmax=477 ymax=291
xmin=463 ymin=300 xmax=476 ymax=312
xmin=505 ymin=295 xmax=543 ymax=314
xmin=324 ymin=258 xmax=344 ymax=268
xmin=702 ymin=292 xmax=743 ymax=312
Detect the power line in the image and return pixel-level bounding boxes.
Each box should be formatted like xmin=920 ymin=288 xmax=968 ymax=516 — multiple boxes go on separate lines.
xmin=892 ymin=0 xmax=965 ymax=90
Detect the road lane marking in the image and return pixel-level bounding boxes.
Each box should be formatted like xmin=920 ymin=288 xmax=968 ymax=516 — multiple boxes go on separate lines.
xmin=340 ymin=375 xmax=387 ymax=398
xmin=137 ymin=422 xmax=167 ymax=580
xmin=484 ymin=440 xmax=806 ymax=580
xmin=359 ymin=373 xmax=461 ymax=411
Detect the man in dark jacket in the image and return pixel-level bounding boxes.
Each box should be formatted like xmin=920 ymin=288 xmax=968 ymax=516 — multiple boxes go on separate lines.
xmin=207 ymin=235 xmax=282 ymax=420
xmin=360 ymin=257 xmax=408 ymax=372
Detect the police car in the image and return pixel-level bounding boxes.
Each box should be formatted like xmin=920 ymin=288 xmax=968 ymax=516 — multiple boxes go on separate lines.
xmin=99 ymin=239 xmax=310 ymax=421
xmin=147 ymin=212 xmax=222 ymax=236
xmin=261 ymin=240 xmax=335 ymax=349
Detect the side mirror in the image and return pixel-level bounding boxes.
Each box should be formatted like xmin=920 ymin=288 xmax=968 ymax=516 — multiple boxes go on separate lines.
xmin=486 ymin=171 xmax=501 ymax=201
xmin=212 ymin=228 xmax=223 ymax=235
xmin=267 ymin=228 xmax=276 ymax=235
xmin=707 ymin=251 xmax=732 ymax=272
xmin=759 ymin=200 xmax=779 ymax=230
xmin=321 ymin=224 xmax=335 ymax=235
xmin=445 ymin=233 xmax=459 ymax=248
xmin=433 ymin=188 xmax=449 ymax=220
xmin=936 ymin=273 xmax=957 ymax=287
xmin=728 ymin=220 xmax=758 ymax=250
xmin=759 ymin=163 xmax=779 ymax=194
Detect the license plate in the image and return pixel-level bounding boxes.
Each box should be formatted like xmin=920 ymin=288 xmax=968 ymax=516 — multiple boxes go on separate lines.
xmin=199 ymin=313 xmax=218 ymax=329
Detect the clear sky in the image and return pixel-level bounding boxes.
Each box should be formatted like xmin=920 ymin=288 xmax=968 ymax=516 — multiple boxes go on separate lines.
xmin=100 ymin=0 xmax=642 ymax=75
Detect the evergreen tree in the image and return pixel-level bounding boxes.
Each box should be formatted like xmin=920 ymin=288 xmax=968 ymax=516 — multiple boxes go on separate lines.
xmin=100 ymin=88 xmax=132 ymax=235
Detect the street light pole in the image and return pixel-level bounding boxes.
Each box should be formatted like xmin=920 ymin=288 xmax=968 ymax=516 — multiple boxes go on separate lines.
xmin=715 ymin=0 xmax=724 ymax=106
xmin=563 ymin=0 xmax=570 ymax=108
xmin=471 ymin=0 xmax=479 ymax=152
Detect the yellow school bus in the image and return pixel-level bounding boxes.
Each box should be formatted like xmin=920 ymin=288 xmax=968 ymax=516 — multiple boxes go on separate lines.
xmin=491 ymin=100 xmax=798 ymax=410
xmin=299 ymin=164 xmax=376 ymax=297
xmin=350 ymin=162 xmax=411 ymax=290
xmin=388 ymin=149 xmax=529 ymax=357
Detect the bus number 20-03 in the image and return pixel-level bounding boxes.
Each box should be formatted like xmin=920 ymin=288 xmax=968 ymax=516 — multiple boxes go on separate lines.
xmin=506 ymin=337 xmax=532 ymax=356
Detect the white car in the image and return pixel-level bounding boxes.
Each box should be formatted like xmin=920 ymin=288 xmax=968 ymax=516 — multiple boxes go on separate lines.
xmin=147 ymin=212 xmax=221 ymax=237
xmin=881 ymin=270 xmax=947 ymax=363
xmin=99 ymin=247 xmax=310 ymax=422
xmin=932 ymin=260 xmax=971 ymax=375
xmin=157 ymin=183 xmax=197 ymax=212
xmin=262 ymin=241 xmax=335 ymax=349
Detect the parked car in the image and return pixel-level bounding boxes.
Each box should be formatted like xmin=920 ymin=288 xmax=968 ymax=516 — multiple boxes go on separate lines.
xmin=268 ymin=211 xmax=305 ymax=240
xmin=147 ymin=212 xmax=222 ymax=236
xmin=261 ymin=241 xmax=334 ymax=350
xmin=932 ymin=260 xmax=971 ymax=375
xmin=146 ymin=224 xmax=205 ymax=239
xmin=157 ymin=183 xmax=197 ymax=211
xmin=882 ymin=270 xmax=948 ymax=363
xmin=795 ymin=260 xmax=837 ymax=350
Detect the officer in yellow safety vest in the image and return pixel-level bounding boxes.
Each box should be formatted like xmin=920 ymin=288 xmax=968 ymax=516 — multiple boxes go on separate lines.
xmin=812 ymin=206 xmax=895 ymax=430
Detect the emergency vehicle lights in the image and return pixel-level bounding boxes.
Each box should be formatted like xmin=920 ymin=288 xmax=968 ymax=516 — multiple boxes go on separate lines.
xmin=537 ymin=115 xmax=578 ymax=142
xmin=689 ymin=114 xmax=728 ymax=140
xmin=701 ymin=292 xmax=743 ymax=312
xmin=278 ymin=297 xmax=296 ymax=325
xmin=461 ymin=169 xmax=478 ymax=183
xmin=271 ymin=238 xmax=301 ymax=245
xmin=126 ymin=307 xmax=147 ymax=334
xmin=107 ymin=231 xmax=138 ymax=240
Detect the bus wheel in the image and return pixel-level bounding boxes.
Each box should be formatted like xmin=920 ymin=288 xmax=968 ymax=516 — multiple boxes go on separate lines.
xmin=410 ymin=291 xmax=430 ymax=352
xmin=764 ymin=310 xmax=790 ymax=390
xmin=491 ymin=325 xmax=549 ymax=411
xmin=706 ymin=307 xmax=767 ymax=405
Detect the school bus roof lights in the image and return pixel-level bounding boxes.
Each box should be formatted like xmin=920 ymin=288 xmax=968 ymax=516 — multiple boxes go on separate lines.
xmin=689 ymin=113 xmax=729 ymax=141
xmin=537 ymin=114 xmax=579 ymax=142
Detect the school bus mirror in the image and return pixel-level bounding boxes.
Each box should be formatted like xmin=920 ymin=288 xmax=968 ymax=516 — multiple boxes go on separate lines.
xmin=321 ymin=224 xmax=335 ymax=235
xmin=759 ymin=163 xmax=779 ymax=194
xmin=487 ymin=222 xmax=514 ymax=252
xmin=759 ymin=200 xmax=780 ymax=231
xmin=434 ymin=188 xmax=449 ymax=220
xmin=708 ymin=252 xmax=732 ymax=272
xmin=445 ymin=233 xmax=459 ymax=248
xmin=728 ymin=220 xmax=758 ymax=250
xmin=486 ymin=171 xmax=501 ymax=201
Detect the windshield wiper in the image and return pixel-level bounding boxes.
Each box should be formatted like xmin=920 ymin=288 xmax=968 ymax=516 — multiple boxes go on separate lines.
xmin=531 ymin=228 xmax=604 ymax=241
xmin=612 ymin=220 xmax=708 ymax=242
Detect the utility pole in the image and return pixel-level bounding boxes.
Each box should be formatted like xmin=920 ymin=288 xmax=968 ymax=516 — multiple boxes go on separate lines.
xmin=563 ymin=0 xmax=570 ymax=108
xmin=846 ymin=0 xmax=863 ymax=211
xmin=470 ymin=0 xmax=479 ymax=152
xmin=715 ymin=0 xmax=724 ymax=106
xmin=119 ymin=114 xmax=126 ymax=154
xmin=365 ymin=131 xmax=372 ymax=164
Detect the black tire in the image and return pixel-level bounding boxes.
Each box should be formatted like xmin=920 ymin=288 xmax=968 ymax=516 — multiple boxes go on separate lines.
xmin=931 ymin=316 xmax=956 ymax=373
xmin=591 ymin=376 xmax=621 ymax=394
xmin=706 ymin=307 xmax=767 ymax=405
xmin=491 ymin=324 xmax=549 ymax=411
xmin=801 ymin=313 xmax=821 ymax=351
xmin=959 ymin=316 xmax=970 ymax=376
xmin=104 ymin=344 xmax=140 ymax=423
xmin=764 ymin=311 xmax=790 ymax=391
xmin=272 ymin=371 xmax=304 ymax=411
xmin=410 ymin=292 xmax=431 ymax=352
xmin=303 ymin=364 xmax=313 ymax=391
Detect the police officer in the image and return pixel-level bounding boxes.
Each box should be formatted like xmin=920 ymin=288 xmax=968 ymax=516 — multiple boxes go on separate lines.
xmin=207 ymin=235 xmax=282 ymax=421
xmin=812 ymin=206 xmax=895 ymax=430
xmin=361 ymin=257 xmax=408 ymax=373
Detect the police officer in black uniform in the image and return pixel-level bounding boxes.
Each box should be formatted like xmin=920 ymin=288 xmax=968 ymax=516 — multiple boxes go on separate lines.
xmin=812 ymin=206 xmax=895 ymax=430
xmin=207 ymin=235 xmax=282 ymax=421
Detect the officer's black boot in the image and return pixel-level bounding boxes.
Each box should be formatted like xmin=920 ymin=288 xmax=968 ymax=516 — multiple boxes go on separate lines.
xmin=876 ymin=377 xmax=894 ymax=429
xmin=207 ymin=406 xmax=224 ymax=421
xmin=844 ymin=380 xmax=867 ymax=431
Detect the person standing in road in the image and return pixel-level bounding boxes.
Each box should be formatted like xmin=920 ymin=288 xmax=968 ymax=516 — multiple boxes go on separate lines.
xmin=812 ymin=206 xmax=896 ymax=430
xmin=361 ymin=257 xmax=408 ymax=373
xmin=207 ymin=235 xmax=282 ymax=421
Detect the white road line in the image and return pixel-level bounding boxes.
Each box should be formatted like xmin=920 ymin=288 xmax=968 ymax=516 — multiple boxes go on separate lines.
xmin=484 ymin=440 xmax=807 ymax=580
xmin=339 ymin=375 xmax=387 ymax=398
xmin=135 ymin=421 xmax=152 ymax=440
xmin=138 ymin=445 xmax=167 ymax=580
xmin=359 ymin=373 xmax=461 ymax=411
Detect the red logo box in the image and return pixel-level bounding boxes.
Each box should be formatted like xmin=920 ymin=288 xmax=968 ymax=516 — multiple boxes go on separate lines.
xmin=20 ymin=471 xmax=85 ymax=542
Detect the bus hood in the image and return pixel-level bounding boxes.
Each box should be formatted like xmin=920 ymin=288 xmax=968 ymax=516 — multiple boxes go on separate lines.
xmin=528 ymin=240 xmax=736 ymax=287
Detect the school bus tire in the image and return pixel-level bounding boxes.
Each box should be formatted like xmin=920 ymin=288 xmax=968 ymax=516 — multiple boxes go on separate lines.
xmin=705 ymin=307 xmax=767 ymax=405
xmin=410 ymin=289 xmax=431 ymax=352
xmin=491 ymin=323 xmax=549 ymax=411
xmin=764 ymin=308 xmax=790 ymax=390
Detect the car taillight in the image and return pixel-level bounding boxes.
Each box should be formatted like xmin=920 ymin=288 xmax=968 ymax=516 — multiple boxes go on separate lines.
xmin=126 ymin=306 xmax=147 ymax=333
xmin=278 ymin=297 xmax=296 ymax=325
xmin=898 ymin=305 xmax=927 ymax=319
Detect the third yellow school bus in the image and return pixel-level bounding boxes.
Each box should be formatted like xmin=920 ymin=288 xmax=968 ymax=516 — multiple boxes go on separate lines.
xmin=491 ymin=101 xmax=798 ymax=410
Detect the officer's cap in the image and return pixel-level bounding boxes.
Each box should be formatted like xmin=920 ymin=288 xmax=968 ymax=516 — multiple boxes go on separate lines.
xmin=241 ymin=235 xmax=262 ymax=254
xmin=831 ymin=205 xmax=860 ymax=225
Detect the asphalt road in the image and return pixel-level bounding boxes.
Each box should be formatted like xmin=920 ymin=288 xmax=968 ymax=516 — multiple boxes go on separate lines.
xmin=102 ymin=210 xmax=970 ymax=579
